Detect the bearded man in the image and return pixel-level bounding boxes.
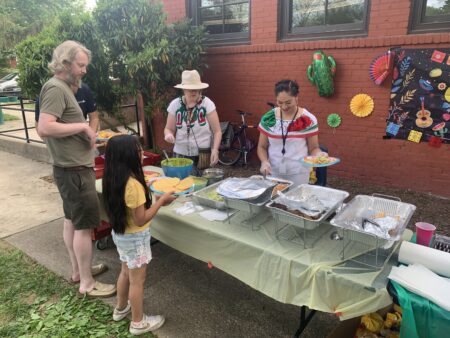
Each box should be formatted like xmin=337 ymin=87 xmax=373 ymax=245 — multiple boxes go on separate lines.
xmin=38 ymin=40 xmax=115 ymax=297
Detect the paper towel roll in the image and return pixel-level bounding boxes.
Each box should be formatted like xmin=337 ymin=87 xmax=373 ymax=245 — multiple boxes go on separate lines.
xmin=399 ymin=241 xmax=450 ymax=278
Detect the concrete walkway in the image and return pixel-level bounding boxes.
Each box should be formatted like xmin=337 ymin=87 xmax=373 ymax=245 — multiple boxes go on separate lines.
xmin=0 ymin=147 xmax=340 ymax=337
xmin=0 ymin=150 xmax=62 ymax=238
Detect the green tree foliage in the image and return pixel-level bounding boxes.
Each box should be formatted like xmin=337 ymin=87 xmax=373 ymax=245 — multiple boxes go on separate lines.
xmin=16 ymin=0 xmax=206 ymax=136
xmin=0 ymin=0 xmax=84 ymax=53
xmin=94 ymin=0 xmax=206 ymax=113
xmin=16 ymin=12 xmax=119 ymax=114
xmin=15 ymin=27 xmax=58 ymax=98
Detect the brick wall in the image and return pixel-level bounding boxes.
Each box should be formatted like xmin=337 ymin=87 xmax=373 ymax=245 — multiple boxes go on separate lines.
xmin=160 ymin=0 xmax=450 ymax=198
xmin=160 ymin=0 xmax=186 ymax=23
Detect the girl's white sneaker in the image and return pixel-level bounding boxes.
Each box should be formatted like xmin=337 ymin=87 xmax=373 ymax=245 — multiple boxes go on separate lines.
xmin=129 ymin=314 xmax=165 ymax=335
xmin=112 ymin=301 xmax=131 ymax=321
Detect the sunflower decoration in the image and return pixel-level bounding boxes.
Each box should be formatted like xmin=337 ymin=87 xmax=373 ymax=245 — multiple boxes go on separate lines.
xmin=327 ymin=113 xmax=342 ymax=128
xmin=350 ymin=94 xmax=374 ymax=117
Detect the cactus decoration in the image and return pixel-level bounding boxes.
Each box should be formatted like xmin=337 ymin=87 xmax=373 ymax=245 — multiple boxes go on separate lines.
xmin=307 ymin=51 xmax=336 ymax=97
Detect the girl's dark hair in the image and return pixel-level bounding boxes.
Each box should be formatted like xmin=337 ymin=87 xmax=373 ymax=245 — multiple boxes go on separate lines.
xmin=275 ymin=79 xmax=299 ymax=97
xmin=102 ymin=135 xmax=152 ymax=234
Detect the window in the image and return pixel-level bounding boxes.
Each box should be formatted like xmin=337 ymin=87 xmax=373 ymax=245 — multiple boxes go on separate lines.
xmin=279 ymin=0 xmax=370 ymax=41
xmin=188 ymin=0 xmax=250 ymax=45
xmin=410 ymin=0 xmax=450 ymax=33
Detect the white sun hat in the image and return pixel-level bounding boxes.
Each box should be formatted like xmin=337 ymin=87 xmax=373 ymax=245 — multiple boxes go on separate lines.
xmin=174 ymin=70 xmax=209 ymax=90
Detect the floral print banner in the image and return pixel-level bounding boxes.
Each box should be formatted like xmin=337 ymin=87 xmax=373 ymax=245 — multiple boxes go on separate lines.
xmin=386 ymin=48 xmax=450 ymax=144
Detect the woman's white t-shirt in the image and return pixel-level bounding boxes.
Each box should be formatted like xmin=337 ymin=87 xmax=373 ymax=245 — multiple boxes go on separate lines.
xmin=167 ymin=96 xmax=216 ymax=156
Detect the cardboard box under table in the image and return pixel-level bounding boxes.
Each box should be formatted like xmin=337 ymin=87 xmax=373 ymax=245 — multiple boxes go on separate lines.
xmin=96 ymin=167 xmax=400 ymax=336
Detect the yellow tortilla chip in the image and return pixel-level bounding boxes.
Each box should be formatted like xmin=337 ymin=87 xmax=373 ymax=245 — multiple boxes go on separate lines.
xmin=152 ymin=178 xmax=180 ymax=192
xmin=156 ymin=186 xmax=176 ymax=193
xmin=176 ymin=177 xmax=194 ymax=191
xmin=144 ymin=173 xmax=159 ymax=182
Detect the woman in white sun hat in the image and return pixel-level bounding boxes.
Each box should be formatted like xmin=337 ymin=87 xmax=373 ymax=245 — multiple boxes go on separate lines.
xmin=164 ymin=70 xmax=222 ymax=171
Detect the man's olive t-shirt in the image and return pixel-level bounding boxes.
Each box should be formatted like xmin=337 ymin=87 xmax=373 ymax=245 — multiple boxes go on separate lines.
xmin=39 ymin=77 xmax=94 ymax=167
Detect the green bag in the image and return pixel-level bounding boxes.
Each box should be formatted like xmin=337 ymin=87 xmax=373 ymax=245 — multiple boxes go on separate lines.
xmin=390 ymin=281 xmax=450 ymax=338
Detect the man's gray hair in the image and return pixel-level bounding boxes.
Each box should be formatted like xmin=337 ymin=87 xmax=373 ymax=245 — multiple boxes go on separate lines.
xmin=48 ymin=40 xmax=91 ymax=74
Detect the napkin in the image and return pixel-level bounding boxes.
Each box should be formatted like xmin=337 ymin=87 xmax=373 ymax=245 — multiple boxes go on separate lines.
xmin=388 ymin=263 xmax=450 ymax=311
xmin=199 ymin=209 xmax=234 ymax=222
xmin=174 ymin=202 xmax=203 ymax=216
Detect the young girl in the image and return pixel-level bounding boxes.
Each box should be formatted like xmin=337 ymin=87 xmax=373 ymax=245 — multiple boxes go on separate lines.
xmin=103 ymin=135 xmax=176 ymax=335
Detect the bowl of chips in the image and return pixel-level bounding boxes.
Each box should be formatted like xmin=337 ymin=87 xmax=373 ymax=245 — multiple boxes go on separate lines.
xmin=150 ymin=176 xmax=195 ymax=196
xmin=161 ymin=158 xmax=193 ymax=179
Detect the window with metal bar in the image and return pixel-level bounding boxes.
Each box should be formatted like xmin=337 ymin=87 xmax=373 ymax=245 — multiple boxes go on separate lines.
xmin=279 ymin=0 xmax=370 ymax=41
xmin=188 ymin=0 xmax=250 ymax=45
xmin=409 ymin=0 xmax=450 ymax=33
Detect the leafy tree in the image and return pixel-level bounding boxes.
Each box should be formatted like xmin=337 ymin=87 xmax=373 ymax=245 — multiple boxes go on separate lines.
xmin=16 ymin=12 xmax=120 ymax=115
xmin=16 ymin=0 xmax=206 ymax=145
xmin=94 ymin=0 xmax=206 ymax=144
xmin=0 ymin=0 xmax=84 ymax=53
xmin=15 ymin=27 xmax=58 ymax=98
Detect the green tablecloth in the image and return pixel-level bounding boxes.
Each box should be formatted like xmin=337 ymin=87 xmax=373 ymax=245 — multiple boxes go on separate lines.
xmin=390 ymin=281 xmax=450 ymax=338
xmin=96 ymin=168 xmax=393 ymax=320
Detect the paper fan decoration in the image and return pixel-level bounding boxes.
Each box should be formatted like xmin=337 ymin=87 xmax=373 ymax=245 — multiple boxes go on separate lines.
xmin=369 ymin=50 xmax=394 ymax=85
xmin=327 ymin=113 xmax=342 ymax=128
xmin=350 ymin=94 xmax=374 ymax=117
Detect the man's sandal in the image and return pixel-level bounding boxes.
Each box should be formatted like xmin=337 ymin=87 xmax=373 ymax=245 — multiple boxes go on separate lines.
xmin=79 ymin=281 xmax=116 ymax=298
xmin=69 ymin=263 xmax=108 ymax=284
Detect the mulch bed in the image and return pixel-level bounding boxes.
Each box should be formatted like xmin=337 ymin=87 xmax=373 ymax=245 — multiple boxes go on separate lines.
xmin=40 ymin=164 xmax=449 ymax=237
xmin=218 ymin=163 xmax=450 ymax=237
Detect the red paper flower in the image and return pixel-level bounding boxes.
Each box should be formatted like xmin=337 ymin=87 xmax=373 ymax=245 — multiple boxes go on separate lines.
xmin=287 ymin=115 xmax=313 ymax=132
xmin=428 ymin=136 xmax=443 ymax=148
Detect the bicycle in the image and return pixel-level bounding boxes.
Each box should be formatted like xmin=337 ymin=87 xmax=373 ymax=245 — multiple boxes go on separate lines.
xmin=218 ymin=103 xmax=276 ymax=166
xmin=218 ymin=110 xmax=258 ymax=166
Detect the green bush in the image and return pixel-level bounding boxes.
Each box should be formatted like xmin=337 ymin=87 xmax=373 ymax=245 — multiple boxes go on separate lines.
xmin=16 ymin=12 xmax=120 ymax=114
xmin=15 ymin=0 xmax=206 ymax=141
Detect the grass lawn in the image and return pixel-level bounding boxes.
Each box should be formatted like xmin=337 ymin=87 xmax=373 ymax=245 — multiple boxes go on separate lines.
xmin=1 ymin=113 xmax=20 ymax=121
xmin=0 ymin=241 xmax=155 ymax=338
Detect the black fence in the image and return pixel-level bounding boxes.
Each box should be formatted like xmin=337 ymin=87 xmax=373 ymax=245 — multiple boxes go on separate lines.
xmin=0 ymin=97 xmax=140 ymax=144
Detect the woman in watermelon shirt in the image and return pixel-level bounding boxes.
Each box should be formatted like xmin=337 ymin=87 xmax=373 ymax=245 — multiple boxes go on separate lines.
xmin=163 ymin=70 xmax=222 ymax=170
xmin=257 ymin=80 xmax=327 ymax=186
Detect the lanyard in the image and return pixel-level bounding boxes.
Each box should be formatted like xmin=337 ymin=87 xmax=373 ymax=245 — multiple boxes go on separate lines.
xmin=186 ymin=108 xmax=194 ymax=136
xmin=280 ymin=107 xmax=299 ymax=155
xmin=182 ymin=96 xmax=203 ymax=136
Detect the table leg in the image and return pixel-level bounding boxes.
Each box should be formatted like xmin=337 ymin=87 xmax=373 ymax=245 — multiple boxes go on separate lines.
xmin=293 ymin=306 xmax=317 ymax=337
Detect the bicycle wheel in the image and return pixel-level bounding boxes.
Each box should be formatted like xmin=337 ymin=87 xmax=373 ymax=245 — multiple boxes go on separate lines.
xmin=219 ymin=135 xmax=242 ymax=166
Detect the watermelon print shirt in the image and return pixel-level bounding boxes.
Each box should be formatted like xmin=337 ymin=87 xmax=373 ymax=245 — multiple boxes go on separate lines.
xmin=167 ymin=96 xmax=216 ymax=156
xmin=258 ymin=108 xmax=319 ymax=182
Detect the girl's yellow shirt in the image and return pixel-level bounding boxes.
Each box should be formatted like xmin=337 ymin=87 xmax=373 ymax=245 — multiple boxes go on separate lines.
xmin=124 ymin=177 xmax=151 ymax=234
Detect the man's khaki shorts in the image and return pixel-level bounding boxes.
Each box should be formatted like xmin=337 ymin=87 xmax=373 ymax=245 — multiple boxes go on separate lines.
xmin=53 ymin=166 xmax=100 ymax=230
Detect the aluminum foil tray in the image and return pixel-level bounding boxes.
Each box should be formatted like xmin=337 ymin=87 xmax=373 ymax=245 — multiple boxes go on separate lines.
xmin=330 ymin=195 xmax=416 ymax=242
xmin=222 ymin=176 xmax=293 ymax=214
xmin=192 ymin=181 xmax=227 ymax=210
xmin=266 ymin=185 xmax=349 ymax=230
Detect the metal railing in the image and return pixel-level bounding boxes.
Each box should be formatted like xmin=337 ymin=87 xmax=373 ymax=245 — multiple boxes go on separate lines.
xmin=0 ymin=97 xmax=140 ymax=144
xmin=0 ymin=97 xmax=42 ymax=144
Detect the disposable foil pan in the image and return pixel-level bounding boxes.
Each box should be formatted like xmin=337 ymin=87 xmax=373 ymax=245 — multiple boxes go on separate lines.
xmin=330 ymin=194 xmax=416 ymax=242
xmin=222 ymin=176 xmax=293 ymax=214
xmin=192 ymin=181 xmax=227 ymax=210
xmin=266 ymin=184 xmax=349 ymax=230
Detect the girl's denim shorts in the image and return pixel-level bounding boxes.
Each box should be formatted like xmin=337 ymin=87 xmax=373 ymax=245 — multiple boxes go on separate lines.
xmin=112 ymin=228 xmax=152 ymax=269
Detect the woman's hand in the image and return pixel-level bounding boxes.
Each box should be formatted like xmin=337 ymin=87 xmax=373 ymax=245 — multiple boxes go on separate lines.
xmin=313 ymin=151 xmax=328 ymax=157
xmin=210 ymin=149 xmax=219 ymax=166
xmin=164 ymin=132 xmax=175 ymax=144
xmin=260 ymin=160 xmax=272 ymax=176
